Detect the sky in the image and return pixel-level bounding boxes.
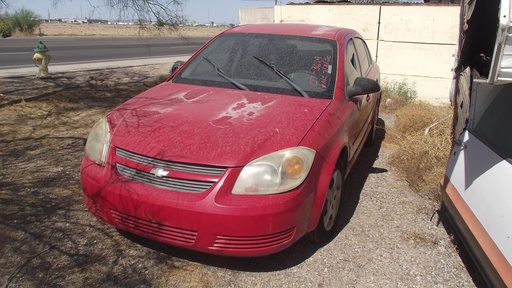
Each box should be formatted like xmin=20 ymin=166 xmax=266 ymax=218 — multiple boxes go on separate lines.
xmin=5 ymin=0 xmax=282 ymax=24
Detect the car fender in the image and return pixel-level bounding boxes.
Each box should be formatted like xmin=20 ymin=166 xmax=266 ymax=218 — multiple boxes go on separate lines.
xmin=300 ymin=110 xmax=352 ymax=231
xmin=306 ymin=145 xmax=348 ymax=232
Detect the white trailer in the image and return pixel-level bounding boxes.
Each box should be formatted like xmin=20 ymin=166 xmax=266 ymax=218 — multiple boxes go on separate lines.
xmin=441 ymin=0 xmax=512 ymax=286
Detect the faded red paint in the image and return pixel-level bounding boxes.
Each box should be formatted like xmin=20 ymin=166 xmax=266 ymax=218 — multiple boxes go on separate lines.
xmin=81 ymin=23 xmax=381 ymax=256
xmin=109 ymin=83 xmax=330 ymax=166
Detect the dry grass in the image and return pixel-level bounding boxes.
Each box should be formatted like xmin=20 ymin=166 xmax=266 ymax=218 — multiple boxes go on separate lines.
xmin=382 ymin=82 xmax=453 ymax=202
xmin=36 ymin=23 xmax=227 ymax=38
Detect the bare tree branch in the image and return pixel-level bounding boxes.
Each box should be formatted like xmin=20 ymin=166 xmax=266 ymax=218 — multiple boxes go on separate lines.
xmin=50 ymin=0 xmax=185 ymax=26
xmin=1 ymin=0 xmax=8 ymax=12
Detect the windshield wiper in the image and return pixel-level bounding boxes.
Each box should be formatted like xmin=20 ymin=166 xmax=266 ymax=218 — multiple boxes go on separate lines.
xmin=203 ymin=56 xmax=249 ymax=91
xmin=253 ymin=56 xmax=309 ymax=98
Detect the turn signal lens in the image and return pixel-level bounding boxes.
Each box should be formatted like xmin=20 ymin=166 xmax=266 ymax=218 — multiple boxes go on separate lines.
xmin=283 ymin=155 xmax=306 ymax=178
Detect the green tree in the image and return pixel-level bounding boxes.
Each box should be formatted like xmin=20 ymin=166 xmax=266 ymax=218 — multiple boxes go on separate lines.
xmin=0 ymin=13 xmax=13 ymax=38
xmin=8 ymin=8 xmax=41 ymax=34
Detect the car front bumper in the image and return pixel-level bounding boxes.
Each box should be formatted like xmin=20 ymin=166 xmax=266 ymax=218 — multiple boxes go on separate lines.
xmin=80 ymin=156 xmax=329 ymax=257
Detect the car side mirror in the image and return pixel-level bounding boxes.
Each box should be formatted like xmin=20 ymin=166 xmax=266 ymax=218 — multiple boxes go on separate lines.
xmin=347 ymin=77 xmax=381 ymax=98
xmin=170 ymin=60 xmax=185 ymax=73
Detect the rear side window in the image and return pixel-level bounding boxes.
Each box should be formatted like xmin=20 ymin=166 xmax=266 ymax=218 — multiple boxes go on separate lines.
xmin=354 ymin=37 xmax=372 ymax=75
xmin=345 ymin=39 xmax=361 ymax=88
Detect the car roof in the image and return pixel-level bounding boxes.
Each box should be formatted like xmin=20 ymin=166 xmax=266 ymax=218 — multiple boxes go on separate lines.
xmin=224 ymin=23 xmax=356 ymax=40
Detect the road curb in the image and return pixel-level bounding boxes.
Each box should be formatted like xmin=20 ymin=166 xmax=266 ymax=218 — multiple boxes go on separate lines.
xmin=0 ymin=55 xmax=190 ymax=78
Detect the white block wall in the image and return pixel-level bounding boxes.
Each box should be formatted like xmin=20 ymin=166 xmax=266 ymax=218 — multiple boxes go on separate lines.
xmin=240 ymin=4 xmax=460 ymax=104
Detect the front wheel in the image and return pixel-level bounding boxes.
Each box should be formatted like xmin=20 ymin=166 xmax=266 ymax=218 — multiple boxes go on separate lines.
xmin=307 ymin=163 xmax=344 ymax=243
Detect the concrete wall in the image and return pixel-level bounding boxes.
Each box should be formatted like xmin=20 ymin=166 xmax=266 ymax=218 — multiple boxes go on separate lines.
xmin=240 ymin=4 xmax=460 ymax=104
xmin=239 ymin=7 xmax=275 ymax=24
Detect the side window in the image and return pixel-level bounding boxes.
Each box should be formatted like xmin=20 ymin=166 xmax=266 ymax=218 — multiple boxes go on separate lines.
xmin=345 ymin=39 xmax=361 ymax=87
xmin=354 ymin=37 xmax=372 ymax=75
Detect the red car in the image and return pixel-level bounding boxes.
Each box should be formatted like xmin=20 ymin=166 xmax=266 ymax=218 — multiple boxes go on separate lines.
xmin=81 ymin=23 xmax=381 ymax=257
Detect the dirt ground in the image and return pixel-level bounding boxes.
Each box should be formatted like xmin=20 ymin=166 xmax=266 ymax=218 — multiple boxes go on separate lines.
xmin=0 ymin=24 xmax=485 ymax=287
xmin=37 ymin=22 xmax=228 ymax=38
xmin=0 ymin=65 xmax=485 ymax=287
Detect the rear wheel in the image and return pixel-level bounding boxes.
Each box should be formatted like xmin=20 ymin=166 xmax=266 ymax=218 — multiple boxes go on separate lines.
xmin=308 ymin=162 xmax=344 ymax=243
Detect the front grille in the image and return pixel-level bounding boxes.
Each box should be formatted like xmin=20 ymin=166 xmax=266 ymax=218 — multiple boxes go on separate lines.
xmin=210 ymin=228 xmax=295 ymax=250
xmin=117 ymin=163 xmax=213 ymax=192
xmin=115 ymin=147 xmax=226 ymax=193
xmin=116 ymin=148 xmax=226 ymax=175
xmin=111 ymin=210 xmax=197 ymax=245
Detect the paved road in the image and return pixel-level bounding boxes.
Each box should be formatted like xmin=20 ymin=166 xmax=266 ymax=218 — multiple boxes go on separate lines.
xmin=0 ymin=36 xmax=208 ymax=77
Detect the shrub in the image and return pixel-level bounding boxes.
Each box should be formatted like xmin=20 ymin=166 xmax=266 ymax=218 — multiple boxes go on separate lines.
xmin=155 ymin=18 xmax=166 ymax=28
xmin=8 ymin=8 xmax=41 ymax=35
xmin=386 ymin=101 xmax=452 ymax=202
xmin=382 ymin=79 xmax=418 ymax=112
xmin=0 ymin=14 xmax=13 ymax=38
xmin=379 ymin=78 xmax=451 ymax=202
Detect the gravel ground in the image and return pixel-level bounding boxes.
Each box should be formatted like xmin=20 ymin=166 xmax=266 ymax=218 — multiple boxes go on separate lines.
xmin=165 ymin=127 xmax=481 ymax=287
xmin=0 ymin=64 xmax=483 ymax=287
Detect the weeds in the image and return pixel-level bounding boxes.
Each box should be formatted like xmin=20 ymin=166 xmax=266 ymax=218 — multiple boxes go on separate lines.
xmin=0 ymin=14 xmax=13 ymax=38
xmin=382 ymin=79 xmax=418 ymax=112
xmin=155 ymin=18 xmax=166 ymax=27
xmin=382 ymin=80 xmax=452 ymax=202
xmin=1 ymin=8 xmax=41 ymax=36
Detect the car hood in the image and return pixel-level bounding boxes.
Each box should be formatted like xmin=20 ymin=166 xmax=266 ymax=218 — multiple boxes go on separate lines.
xmin=108 ymin=83 xmax=329 ymax=167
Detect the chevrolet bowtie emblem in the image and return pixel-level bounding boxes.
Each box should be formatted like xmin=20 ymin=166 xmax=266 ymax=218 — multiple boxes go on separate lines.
xmin=150 ymin=167 xmax=169 ymax=177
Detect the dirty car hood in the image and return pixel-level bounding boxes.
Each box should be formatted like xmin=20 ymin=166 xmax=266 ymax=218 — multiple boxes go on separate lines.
xmin=108 ymin=83 xmax=329 ymax=167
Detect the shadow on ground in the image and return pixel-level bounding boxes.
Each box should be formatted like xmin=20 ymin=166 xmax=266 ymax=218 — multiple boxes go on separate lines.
xmin=0 ymin=67 xmax=178 ymax=287
xmin=437 ymin=206 xmax=488 ymax=287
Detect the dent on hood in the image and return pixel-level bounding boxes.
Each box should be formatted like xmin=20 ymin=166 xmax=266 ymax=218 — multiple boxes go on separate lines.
xmin=211 ymin=96 xmax=275 ymax=128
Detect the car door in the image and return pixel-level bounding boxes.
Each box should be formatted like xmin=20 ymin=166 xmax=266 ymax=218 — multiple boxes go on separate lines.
xmin=353 ymin=37 xmax=379 ymax=130
xmin=344 ymin=38 xmax=369 ymax=152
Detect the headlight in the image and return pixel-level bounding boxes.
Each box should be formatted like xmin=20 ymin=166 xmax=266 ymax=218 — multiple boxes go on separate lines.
xmin=232 ymin=147 xmax=315 ymax=195
xmin=84 ymin=117 xmax=110 ymax=166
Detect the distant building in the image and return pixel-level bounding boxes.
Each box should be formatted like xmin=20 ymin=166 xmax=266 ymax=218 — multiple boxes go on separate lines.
xmin=88 ymin=19 xmax=109 ymax=24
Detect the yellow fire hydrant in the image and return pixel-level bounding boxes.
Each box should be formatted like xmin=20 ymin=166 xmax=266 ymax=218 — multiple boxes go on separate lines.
xmin=32 ymin=41 xmax=52 ymax=78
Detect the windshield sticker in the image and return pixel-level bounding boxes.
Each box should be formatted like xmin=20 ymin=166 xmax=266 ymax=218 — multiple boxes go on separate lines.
xmin=310 ymin=54 xmax=332 ymax=90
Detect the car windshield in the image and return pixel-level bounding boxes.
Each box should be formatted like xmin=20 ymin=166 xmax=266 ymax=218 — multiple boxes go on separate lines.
xmin=173 ymin=33 xmax=338 ymax=99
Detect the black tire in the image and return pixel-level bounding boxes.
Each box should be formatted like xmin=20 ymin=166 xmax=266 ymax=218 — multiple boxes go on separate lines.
xmin=307 ymin=162 xmax=344 ymax=243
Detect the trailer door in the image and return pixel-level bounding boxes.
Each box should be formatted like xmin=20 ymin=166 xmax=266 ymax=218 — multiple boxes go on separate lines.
xmin=443 ymin=81 xmax=512 ymax=287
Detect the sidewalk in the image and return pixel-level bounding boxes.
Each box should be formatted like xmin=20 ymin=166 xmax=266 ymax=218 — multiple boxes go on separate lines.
xmin=0 ymin=55 xmax=190 ymax=78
